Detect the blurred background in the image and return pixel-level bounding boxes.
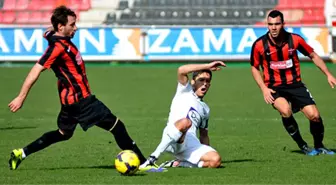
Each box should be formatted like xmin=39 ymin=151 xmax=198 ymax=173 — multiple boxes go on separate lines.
xmin=0 ymin=0 xmax=336 ymax=63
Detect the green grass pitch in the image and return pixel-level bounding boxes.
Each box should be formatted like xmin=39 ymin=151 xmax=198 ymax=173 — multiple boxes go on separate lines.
xmin=0 ymin=62 xmax=336 ymax=184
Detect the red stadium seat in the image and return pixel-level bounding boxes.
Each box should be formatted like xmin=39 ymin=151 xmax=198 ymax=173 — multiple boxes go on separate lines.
xmin=27 ymin=11 xmax=43 ymax=23
xmin=68 ymin=0 xmax=90 ymax=11
xmin=1 ymin=11 xmax=16 ymax=24
xmin=271 ymin=0 xmax=326 ymax=26
xmin=0 ymin=0 xmax=91 ymax=24
xmin=15 ymin=0 xmax=29 ymax=10
xmin=2 ymin=0 xmax=16 ymax=10
xmin=80 ymin=0 xmax=91 ymax=11
xmin=28 ymin=0 xmax=55 ymax=10
xmin=15 ymin=11 xmax=30 ymax=23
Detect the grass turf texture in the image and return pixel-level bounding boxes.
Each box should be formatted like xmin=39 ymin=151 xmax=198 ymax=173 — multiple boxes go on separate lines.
xmin=0 ymin=62 xmax=336 ymax=184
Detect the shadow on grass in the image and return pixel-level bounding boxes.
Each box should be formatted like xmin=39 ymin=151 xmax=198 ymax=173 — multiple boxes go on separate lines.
xmin=0 ymin=126 xmax=37 ymax=130
xmin=32 ymin=165 xmax=146 ymax=176
xmin=37 ymin=165 xmax=116 ymax=170
xmin=222 ymin=159 xmax=259 ymax=164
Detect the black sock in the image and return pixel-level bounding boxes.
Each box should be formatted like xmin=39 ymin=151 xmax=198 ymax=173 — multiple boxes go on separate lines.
xmin=109 ymin=120 xmax=147 ymax=164
xmin=282 ymin=115 xmax=307 ymax=149
xmin=23 ymin=130 xmax=72 ymax=157
xmin=310 ymin=117 xmax=324 ymax=148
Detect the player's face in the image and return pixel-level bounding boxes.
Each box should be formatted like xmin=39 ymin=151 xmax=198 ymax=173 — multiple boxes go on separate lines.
xmin=267 ymin=16 xmax=284 ymax=38
xmin=192 ymin=72 xmax=211 ymax=99
xmin=61 ymin=15 xmax=77 ymax=38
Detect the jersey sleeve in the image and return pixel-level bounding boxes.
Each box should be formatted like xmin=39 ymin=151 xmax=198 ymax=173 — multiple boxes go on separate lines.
xmin=175 ymin=81 xmax=193 ymax=94
xmin=296 ymin=35 xmax=314 ymax=56
xmin=37 ymin=44 xmax=62 ymax=69
xmin=250 ymin=41 xmax=261 ymax=69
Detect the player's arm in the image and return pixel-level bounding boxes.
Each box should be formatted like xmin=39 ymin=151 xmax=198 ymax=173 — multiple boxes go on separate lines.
xmin=8 ymin=64 xmax=45 ymax=112
xmin=199 ymin=128 xmax=210 ymax=146
xmin=297 ymin=36 xmax=336 ymax=88
xmin=177 ymin=61 xmax=226 ymax=85
xmin=8 ymin=44 xmax=61 ymax=112
xmin=251 ymin=67 xmax=268 ymax=92
xmin=250 ymin=42 xmax=275 ymax=104
xmin=310 ymin=52 xmax=336 ymax=88
xmin=310 ymin=52 xmax=334 ymax=76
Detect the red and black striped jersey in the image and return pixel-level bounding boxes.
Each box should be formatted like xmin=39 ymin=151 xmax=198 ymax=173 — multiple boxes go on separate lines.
xmin=250 ymin=31 xmax=314 ymax=88
xmin=38 ymin=31 xmax=91 ymax=105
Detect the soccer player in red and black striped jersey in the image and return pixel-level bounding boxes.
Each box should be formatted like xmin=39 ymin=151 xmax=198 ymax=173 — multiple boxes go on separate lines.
xmin=250 ymin=10 xmax=336 ymax=155
xmin=8 ymin=6 xmax=163 ymax=172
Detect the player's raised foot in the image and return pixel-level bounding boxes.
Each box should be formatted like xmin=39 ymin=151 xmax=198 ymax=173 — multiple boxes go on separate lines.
xmin=138 ymin=156 xmax=167 ymax=172
xmin=159 ymin=159 xmax=180 ymax=168
xmin=300 ymin=145 xmax=319 ymax=156
xmin=9 ymin=149 xmax=24 ymax=170
xmin=316 ymin=147 xmax=335 ymax=155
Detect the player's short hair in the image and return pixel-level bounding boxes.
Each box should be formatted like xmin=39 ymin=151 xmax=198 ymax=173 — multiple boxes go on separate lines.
xmin=51 ymin=6 xmax=77 ymax=31
xmin=267 ymin=10 xmax=284 ymax=23
xmin=192 ymin=70 xmax=212 ymax=80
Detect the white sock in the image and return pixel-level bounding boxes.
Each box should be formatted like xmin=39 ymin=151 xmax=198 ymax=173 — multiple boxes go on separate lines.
xmin=197 ymin=161 xmax=204 ymax=168
xmin=177 ymin=161 xmax=197 ymax=168
xmin=20 ymin=149 xmax=26 ymax=159
xmin=150 ymin=125 xmax=182 ymax=159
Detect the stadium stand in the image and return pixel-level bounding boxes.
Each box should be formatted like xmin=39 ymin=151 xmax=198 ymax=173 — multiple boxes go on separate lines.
xmin=0 ymin=0 xmax=327 ymax=26
xmin=0 ymin=0 xmax=91 ymax=25
xmin=107 ymin=0 xmax=326 ymax=26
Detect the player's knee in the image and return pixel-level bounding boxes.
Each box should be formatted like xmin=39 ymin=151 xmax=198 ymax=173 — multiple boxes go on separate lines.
xmin=175 ymin=118 xmax=192 ymax=132
xmin=58 ymin=129 xmax=73 ymax=140
xmin=308 ymin=113 xmax=321 ymax=122
xmin=209 ymin=153 xmax=221 ymax=168
xmin=280 ymin=109 xmax=292 ymax=118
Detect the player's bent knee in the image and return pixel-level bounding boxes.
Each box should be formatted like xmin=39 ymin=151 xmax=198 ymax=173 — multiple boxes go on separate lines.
xmin=280 ymin=109 xmax=292 ymax=118
xmin=308 ymin=113 xmax=321 ymax=122
xmin=209 ymin=153 xmax=221 ymax=168
xmin=201 ymin=151 xmax=222 ymax=168
xmin=58 ymin=129 xmax=73 ymax=140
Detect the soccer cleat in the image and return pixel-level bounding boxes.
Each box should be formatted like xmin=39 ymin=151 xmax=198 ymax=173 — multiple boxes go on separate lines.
xmin=159 ymin=159 xmax=180 ymax=168
xmin=300 ymin=145 xmax=319 ymax=156
xmin=138 ymin=156 xmax=167 ymax=172
xmin=9 ymin=149 xmax=24 ymax=170
xmin=138 ymin=164 xmax=167 ymax=172
xmin=316 ymin=147 xmax=335 ymax=155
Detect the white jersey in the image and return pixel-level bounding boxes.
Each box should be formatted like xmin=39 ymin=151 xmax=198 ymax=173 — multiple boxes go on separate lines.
xmin=167 ymin=82 xmax=210 ymax=137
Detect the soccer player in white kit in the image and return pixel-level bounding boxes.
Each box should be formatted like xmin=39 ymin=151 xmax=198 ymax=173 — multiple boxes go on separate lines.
xmin=140 ymin=61 xmax=225 ymax=170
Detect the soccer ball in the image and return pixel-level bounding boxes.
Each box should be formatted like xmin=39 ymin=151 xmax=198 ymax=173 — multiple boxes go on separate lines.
xmin=115 ymin=150 xmax=140 ymax=175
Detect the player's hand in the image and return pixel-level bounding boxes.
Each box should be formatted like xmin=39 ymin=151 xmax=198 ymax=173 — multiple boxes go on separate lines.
xmin=8 ymin=97 xmax=24 ymax=113
xmin=208 ymin=61 xmax=226 ymax=71
xmin=262 ymin=88 xmax=276 ymax=104
xmin=327 ymin=74 xmax=336 ymax=89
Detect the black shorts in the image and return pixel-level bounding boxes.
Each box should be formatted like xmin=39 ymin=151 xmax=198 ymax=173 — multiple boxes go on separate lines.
xmin=57 ymin=95 xmax=117 ymax=133
xmin=271 ymin=84 xmax=316 ymax=113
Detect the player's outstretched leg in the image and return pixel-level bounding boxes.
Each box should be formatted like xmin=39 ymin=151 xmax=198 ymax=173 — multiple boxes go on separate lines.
xmin=9 ymin=130 xmax=73 ymax=170
xmin=96 ymin=116 xmax=148 ymax=163
xmin=95 ymin=112 xmax=167 ymax=172
xmin=139 ymin=118 xmax=191 ymax=172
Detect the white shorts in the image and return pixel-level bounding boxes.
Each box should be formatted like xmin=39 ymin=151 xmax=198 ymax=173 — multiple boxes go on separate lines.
xmin=164 ymin=128 xmax=216 ymax=164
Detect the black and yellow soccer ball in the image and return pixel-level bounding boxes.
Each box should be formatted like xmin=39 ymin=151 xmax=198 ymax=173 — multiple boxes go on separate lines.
xmin=115 ymin=150 xmax=140 ymax=175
